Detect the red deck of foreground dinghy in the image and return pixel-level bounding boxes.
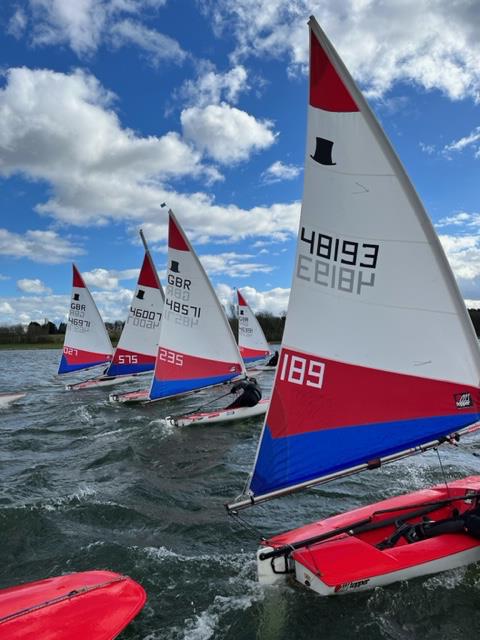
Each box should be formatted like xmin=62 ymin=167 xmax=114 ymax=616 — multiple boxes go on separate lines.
xmin=0 ymin=570 xmax=146 ymax=639
xmin=265 ymin=476 xmax=480 ymax=587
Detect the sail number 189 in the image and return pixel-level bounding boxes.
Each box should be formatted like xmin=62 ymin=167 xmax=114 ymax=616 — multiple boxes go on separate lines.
xmin=279 ymin=352 xmax=325 ymax=389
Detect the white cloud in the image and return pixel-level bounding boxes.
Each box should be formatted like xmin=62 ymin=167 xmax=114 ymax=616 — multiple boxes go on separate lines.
xmin=0 ymin=229 xmax=84 ymax=264
xmin=109 ymin=19 xmax=187 ymax=66
xmin=465 ymin=299 xmax=480 ymax=309
xmin=0 ymin=286 xmax=137 ymax=326
xmin=0 ymin=66 xmax=298 ymax=246
xmin=216 ymin=283 xmax=289 ymax=316
xmin=180 ymin=64 xmax=249 ymax=107
xmin=0 ymin=293 xmax=69 ymax=325
xmin=203 ymin=0 xmax=480 ymax=102
xmin=199 ymin=252 xmax=274 ymax=278
xmin=419 ymin=142 xmax=435 ymax=155
xmin=436 ymin=212 xmax=480 ymax=228
xmin=0 ymin=67 xmax=216 ymax=225
xmin=17 ymin=278 xmax=52 ymax=294
xmin=439 ymin=234 xmax=480 ymax=281
xmin=0 ymin=301 xmax=14 ymax=316
xmin=443 ymin=126 xmax=480 ymax=158
xmin=22 ymin=0 xmax=176 ymax=63
xmin=139 ymin=199 xmax=300 ymax=247
xmin=82 ymin=267 xmax=140 ymax=290
xmin=30 ymin=0 xmax=108 ymax=56
xmin=262 ymin=160 xmax=301 ymax=183
xmin=83 ymin=268 xmax=122 ymax=290
xmin=181 ymin=102 xmax=276 ymax=163
xmin=7 ymin=8 xmax=28 ymax=39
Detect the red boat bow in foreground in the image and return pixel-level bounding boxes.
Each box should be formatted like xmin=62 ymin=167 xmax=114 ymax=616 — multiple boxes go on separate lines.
xmin=0 ymin=570 xmax=146 ymax=639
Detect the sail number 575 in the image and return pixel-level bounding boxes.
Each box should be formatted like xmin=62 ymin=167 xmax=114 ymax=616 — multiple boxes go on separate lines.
xmin=279 ymin=353 xmax=325 ymax=389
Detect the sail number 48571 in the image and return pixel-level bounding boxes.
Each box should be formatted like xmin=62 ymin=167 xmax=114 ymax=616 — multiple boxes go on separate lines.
xmin=279 ymin=353 xmax=325 ymax=389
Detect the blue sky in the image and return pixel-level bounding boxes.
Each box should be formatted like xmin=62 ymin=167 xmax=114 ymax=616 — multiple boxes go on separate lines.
xmin=0 ymin=0 xmax=479 ymax=326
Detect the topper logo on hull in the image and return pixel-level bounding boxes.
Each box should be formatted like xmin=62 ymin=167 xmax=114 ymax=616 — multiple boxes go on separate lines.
xmin=455 ymin=392 xmax=473 ymax=409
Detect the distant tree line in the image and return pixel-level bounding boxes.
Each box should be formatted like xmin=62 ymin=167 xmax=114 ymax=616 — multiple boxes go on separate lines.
xmin=2 ymin=309 xmax=480 ymax=346
xmin=0 ymin=319 xmax=124 ymax=346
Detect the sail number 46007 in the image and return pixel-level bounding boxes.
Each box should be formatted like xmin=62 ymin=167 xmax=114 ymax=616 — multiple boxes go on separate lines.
xmin=279 ymin=353 xmax=325 ymax=389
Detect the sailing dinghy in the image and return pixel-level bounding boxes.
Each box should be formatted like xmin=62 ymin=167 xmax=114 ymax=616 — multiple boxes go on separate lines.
xmin=110 ymin=210 xmax=246 ymax=405
xmin=237 ymin=290 xmax=271 ymax=365
xmin=0 ymin=392 xmax=26 ymax=408
xmin=0 ymin=570 xmax=145 ymax=639
xmin=66 ymin=231 xmax=164 ymax=391
xmin=166 ymin=398 xmax=270 ymax=427
xmin=226 ymin=16 xmax=480 ymax=595
xmin=58 ymin=264 xmax=113 ymax=377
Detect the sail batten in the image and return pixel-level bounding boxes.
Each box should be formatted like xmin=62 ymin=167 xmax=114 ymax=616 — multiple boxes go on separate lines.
xmin=236 ymin=17 xmax=480 ymax=507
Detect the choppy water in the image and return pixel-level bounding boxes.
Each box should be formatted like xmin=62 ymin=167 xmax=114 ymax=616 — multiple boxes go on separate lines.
xmin=1 ymin=349 xmax=480 ymax=639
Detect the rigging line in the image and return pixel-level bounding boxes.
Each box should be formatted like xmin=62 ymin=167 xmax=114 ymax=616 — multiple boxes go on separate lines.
xmin=228 ymin=510 xmax=267 ymax=542
xmin=435 ymin=447 xmax=451 ymax=498
xmin=171 ymin=390 xmax=233 ymax=419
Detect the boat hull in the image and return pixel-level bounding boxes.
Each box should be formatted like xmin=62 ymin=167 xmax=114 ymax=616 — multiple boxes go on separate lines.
xmin=166 ymin=398 xmax=269 ymax=426
xmin=258 ymin=476 xmax=480 ymax=595
xmin=0 ymin=392 xmax=26 ymax=408
xmin=65 ymin=371 xmax=150 ymax=391
xmin=109 ymin=374 xmax=245 ymax=405
xmin=0 ymin=570 xmax=146 ymax=639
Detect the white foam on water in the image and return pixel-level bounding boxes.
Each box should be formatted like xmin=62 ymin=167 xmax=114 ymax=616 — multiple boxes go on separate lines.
xmin=11 ymin=484 xmax=97 ymax=512
xmin=135 ymin=545 xmax=254 ymax=574
xmin=423 ymin=567 xmax=467 ymax=591
xmin=169 ymin=591 xmax=263 ymax=640
xmin=94 ymin=425 xmax=139 ymax=439
xmin=73 ymin=405 xmax=94 ymax=424
xmin=147 ymin=419 xmax=177 ymax=439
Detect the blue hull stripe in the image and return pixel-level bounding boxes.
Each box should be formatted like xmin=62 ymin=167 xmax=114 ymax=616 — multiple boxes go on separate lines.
xmin=251 ymin=413 xmax=480 ymax=497
xmin=150 ymin=373 xmax=237 ymax=399
xmin=106 ymin=362 xmax=154 ymax=377
xmin=243 ymin=355 xmax=266 ymax=364
xmin=58 ymin=355 xmax=109 ymax=375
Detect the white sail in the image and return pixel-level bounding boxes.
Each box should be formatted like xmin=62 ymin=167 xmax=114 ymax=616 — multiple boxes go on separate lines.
xmin=237 ymin=289 xmax=270 ymax=364
xmin=148 ymin=211 xmax=246 ymax=400
xmin=229 ymin=16 xmax=480 ymax=509
xmin=105 ymin=232 xmax=164 ymax=377
xmin=58 ymin=264 xmax=113 ymax=374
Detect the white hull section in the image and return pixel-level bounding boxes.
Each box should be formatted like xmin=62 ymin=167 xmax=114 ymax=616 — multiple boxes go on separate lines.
xmin=0 ymin=392 xmax=26 ymax=408
xmin=166 ymin=398 xmax=269 ymax=427
xmin=257 ymin=544 xmax=480 ymax=595
xmin=247 ymin=365 xmax=276 ymax=373
xmin=66 ymin=371 xmax=150 ymax=391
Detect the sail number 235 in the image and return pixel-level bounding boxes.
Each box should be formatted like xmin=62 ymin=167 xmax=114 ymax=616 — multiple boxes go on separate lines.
xmin=279 ymin=352 xmax=325 ymax=389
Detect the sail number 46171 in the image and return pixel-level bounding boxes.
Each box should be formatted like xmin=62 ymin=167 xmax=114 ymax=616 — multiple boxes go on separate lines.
xmin=279 ymin=352 xmax=325 ymax=389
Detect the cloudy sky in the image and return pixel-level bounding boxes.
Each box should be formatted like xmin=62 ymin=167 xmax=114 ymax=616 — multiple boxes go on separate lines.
xmin=0 ymin=0 xmax=479 ymax=326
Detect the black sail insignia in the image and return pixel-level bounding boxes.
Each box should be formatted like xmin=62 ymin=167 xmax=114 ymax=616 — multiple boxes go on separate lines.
xmin=311 ymin=137 xmax=336 ymax=165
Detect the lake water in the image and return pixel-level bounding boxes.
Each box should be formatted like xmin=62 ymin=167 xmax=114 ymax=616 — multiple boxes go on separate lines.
xmin=1 ymin=348 xmax=480 ymax=639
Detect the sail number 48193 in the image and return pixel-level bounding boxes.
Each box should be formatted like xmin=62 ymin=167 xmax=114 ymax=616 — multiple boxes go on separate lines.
xmin=279 ymin=352 xmax=325 ymax=389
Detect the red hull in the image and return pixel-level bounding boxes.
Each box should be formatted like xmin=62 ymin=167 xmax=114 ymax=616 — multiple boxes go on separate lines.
xmin=0 ymin=570 xmax=146 ymax=639
xmin=262 ymin=476 xmax=480 ymax=593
